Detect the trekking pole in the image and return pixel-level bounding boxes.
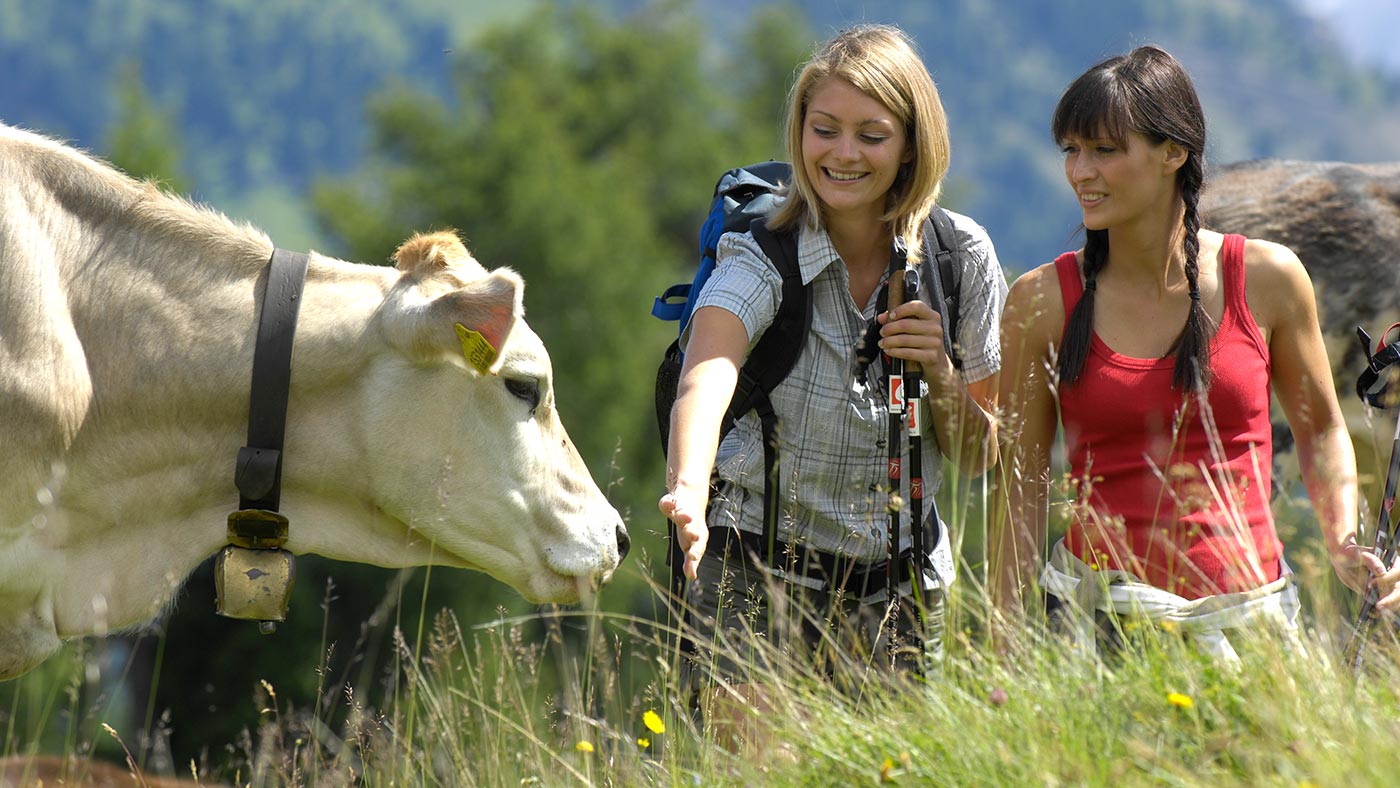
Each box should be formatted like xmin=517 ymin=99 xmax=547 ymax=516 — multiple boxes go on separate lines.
xmin=900 ymin=263 xmax=927 ymax=605
xmin=900 ymin=261 xmax=931 ymax=672
xmin=885 ymin=264 xmax=906 ymax=665
xmin=1344 ymin=324 xmax=1400 ymax=674
xmin=884 ymin=259 xmax=930 ymax=666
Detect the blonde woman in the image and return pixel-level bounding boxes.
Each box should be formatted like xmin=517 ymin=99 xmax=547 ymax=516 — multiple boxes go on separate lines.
xmin=659 ymin=23 xmax=1005 ymax=744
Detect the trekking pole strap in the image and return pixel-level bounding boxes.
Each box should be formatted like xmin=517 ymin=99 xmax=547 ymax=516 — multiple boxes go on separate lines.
xmin=1356 ymin=324 xmax=1400 ymax=408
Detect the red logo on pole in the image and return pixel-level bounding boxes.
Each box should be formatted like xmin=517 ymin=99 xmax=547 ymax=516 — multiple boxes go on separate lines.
xmin=889 ymin=374 xmax=904 ymax=413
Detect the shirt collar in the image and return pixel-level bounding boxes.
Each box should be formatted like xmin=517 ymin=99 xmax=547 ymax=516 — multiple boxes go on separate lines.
xmin=795 ymin=221 xmax=839 ymax=286
xmin=795 ymin=220 xmax=905 ymax=287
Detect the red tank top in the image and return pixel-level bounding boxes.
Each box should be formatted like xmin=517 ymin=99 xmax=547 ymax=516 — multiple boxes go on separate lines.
xmin=1056 ymin=234 xmax=1280 ymax=598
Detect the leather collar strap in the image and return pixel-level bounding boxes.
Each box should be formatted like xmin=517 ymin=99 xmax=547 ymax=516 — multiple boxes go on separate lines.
xmin=235 ymin=249 xmax=309 ymax=511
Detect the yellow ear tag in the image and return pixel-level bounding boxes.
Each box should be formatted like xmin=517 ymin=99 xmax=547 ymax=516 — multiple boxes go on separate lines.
xmin=454 ymin=323 xmax=498 ymax=374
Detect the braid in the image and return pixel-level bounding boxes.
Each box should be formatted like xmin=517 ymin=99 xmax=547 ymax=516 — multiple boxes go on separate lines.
xmin=1057 ymin=228 xmax=1108 ymax=386
xmin=1051 ymin=46 xmax=1211 ymax=390
xmin=1171 ymin=162 xmax=1215 ymax=391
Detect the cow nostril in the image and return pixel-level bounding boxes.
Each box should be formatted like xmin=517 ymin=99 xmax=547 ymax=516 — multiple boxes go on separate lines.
xmin=615 ymin=524 xmax=631 ymax=562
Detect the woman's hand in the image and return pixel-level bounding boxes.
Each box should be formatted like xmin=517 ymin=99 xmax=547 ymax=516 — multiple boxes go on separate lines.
xmin=1330 ymin=536 xmax=1400 ymax=610
xmin=877 ymin=300 xmax=951 ymax=371
xmin=659 ymin=482 xmax=710 ymax=581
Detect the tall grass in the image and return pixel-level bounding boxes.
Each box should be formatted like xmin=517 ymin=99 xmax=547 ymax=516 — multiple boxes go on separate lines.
xmin=10 ymin=547 xmax=1400 ymax=786
xmin=7 ymin=427 xmax=1400 ymax=785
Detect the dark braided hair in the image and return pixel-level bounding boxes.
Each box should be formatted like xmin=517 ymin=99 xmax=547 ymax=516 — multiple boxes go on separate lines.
xmin=1051 ymin=46 xmax=1214 ymax=392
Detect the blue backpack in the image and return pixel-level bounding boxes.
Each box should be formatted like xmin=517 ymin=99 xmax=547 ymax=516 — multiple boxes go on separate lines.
xmin=652 ymin=160 xmax=964 ymax=594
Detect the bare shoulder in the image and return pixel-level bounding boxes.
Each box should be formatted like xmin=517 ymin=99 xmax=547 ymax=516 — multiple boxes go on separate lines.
xmin=1242 ymin=236 xmax=1306 ymax=276
xmin=1240 ymin=236 xmax=1317 ymax=333
xmin=1004 ymin=258 xmax=1069 ymax=346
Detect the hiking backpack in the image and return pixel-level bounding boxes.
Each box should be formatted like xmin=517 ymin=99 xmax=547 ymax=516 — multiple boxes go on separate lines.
xmin=651 ymin=160 xmax=965 ymax=595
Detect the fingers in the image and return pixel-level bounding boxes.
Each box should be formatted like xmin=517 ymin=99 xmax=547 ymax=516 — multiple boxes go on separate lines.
xmin=1375 ymin=585 xmax=1400 ymax=613
xmin=680 ymin=521 xmax=708 ymax=581
xmin=657 ymin=492 xmax=681 ymax=519
xmin=881 ymin=300 xmax=938 ymax=324
xmin=879 ymin=302 xmax=945 ymax=363
xmin=1338 ymin=546 xmax=1400 ymax=610
xmin=1370 ymin=554 xmax=1400 ymax=612
xmin=1359 ymin=549 xmax=1386 ymax=576
xmin=659 ymin=492 xmax=708 ymax=581
xmin=1330 ymin=543 xmax=1376 ymax=594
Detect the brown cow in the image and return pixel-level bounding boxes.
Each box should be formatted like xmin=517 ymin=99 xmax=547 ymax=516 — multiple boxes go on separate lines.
xmin=1201 ymin=159 xmax=1400 ymax=379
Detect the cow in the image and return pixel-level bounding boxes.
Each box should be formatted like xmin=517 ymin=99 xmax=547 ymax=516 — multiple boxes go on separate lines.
xmin=1201 ymin=159 xmax=1400 ymax=380
xmin=0 ymin=123 xmax=629 ymax=680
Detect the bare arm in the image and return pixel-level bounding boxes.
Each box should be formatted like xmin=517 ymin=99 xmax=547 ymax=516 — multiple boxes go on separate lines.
xmin=1253 ymin=240 xmax=1399 ymax=605
xmin=658 ymin=306 xmax=748 ymax=581
xmin=990 ymin=265 xmax=1065 ymax=627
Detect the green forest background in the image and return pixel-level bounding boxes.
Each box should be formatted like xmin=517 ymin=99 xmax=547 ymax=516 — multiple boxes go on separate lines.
xmin=4 ymin=0 xmax=1400 ymax=768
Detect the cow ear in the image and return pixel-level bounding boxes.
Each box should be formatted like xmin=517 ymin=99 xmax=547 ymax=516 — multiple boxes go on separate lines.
xmin=431 ymin=268 xmax=523 ymax=374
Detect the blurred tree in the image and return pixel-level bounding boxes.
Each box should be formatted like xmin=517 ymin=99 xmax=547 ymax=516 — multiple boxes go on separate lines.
xmin=106 ymin=62 xmax=189 ymax=194
xmin=80 ymin=0 xmax=813 ymax=772
xmin=313 ymin=0 xmax=811 ymax=613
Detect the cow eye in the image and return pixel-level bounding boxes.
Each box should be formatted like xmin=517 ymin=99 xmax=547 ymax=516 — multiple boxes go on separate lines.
xmin=504 ymin=377 xmax=540 ymax=412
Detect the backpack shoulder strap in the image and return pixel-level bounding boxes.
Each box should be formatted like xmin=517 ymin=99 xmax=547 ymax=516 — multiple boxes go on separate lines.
xmin=718 ymin=217 xmax=809 ymax=566
xmin=923 ymin=207 xmax=963 ymax=370
xmin=722 ymin=218 xmax=809 ymax=431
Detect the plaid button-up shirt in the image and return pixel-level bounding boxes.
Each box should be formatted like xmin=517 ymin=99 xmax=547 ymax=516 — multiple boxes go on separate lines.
xmin=686 ymin=210 xmax=1006 ymax=592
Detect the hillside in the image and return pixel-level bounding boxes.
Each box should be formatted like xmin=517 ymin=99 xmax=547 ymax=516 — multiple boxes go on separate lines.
xmin=786 ymin=0 xmax=1400 ymax=268
xmin=1 ymin=0 xmax=1397 ymax=269
xmin=0 ymin=0 xmax=525 ymax=249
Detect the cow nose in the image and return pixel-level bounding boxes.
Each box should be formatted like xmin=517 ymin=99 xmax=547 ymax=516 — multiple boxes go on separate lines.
xmin=615 ymin=523 xmax=631 ymax=562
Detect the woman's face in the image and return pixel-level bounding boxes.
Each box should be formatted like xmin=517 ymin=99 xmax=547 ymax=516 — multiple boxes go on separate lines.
xmin=800 ymin=77 xmax=910 ymax=225
xmin=1060 ymin=128 xmax=1180 ymax=231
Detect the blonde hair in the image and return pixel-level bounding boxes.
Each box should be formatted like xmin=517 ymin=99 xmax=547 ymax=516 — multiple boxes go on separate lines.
xmin=769 ymin=24 xmax=951 ymax=262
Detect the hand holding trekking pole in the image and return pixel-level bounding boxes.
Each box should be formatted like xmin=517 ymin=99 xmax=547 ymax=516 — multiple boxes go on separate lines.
xmin=1343 ymin=324 xmax=1400 ymax=673
xmin=887 ymin=262 xmax=927 ymax=560
xmin=880 ymin=261 xmax=932 ymax=664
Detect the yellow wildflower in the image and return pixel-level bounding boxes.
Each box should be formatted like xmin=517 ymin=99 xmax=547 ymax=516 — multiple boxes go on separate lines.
xmin=643 ymin=710 xmax=666 ymax=735
xmin=879 ymin=757 xmax=896 ymax=783
xmin=575 ymin=740 xmax=595 ymax=754
xmin=637 ymin=738 xmax=650 ymax=748
xmin=1167 ymin=692 xmax=1194 ymax=709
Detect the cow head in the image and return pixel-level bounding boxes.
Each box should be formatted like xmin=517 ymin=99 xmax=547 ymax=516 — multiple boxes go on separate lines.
xmin=362 ymin=231 xmax=628 ymax=603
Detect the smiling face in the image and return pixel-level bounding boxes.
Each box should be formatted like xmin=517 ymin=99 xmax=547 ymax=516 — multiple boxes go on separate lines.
xmin=1060 ymin=129 xmax=1183 ymax=232
xmin=800 ymin=76 xmax=910 ymax=226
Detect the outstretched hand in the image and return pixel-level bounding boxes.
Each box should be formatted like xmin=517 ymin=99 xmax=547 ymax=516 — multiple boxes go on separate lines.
xmin=659 ymin=487 xmax=709 ymax=581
